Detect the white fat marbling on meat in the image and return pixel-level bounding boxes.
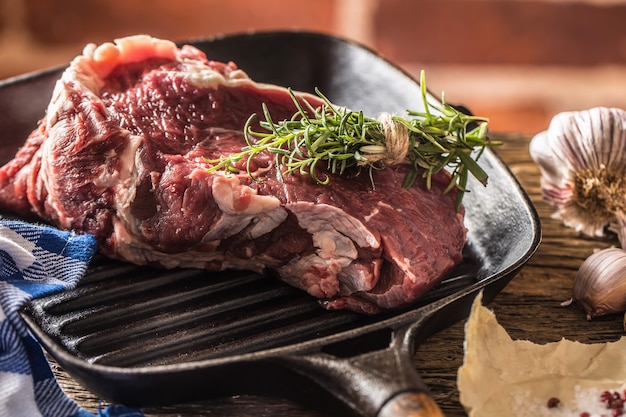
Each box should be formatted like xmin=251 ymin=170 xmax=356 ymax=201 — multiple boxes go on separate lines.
xmin=110 ymin=218 xmax=151 ymax=265
xmin=92 ymin=134 xmax=142 ymax=192
xmin=278 ymin=254 xmax=343 ymax=299
xmin=245 ymin=208 xmax=288 ymax=239
xmin=201 ymin=208 xmax=288 ymax=243
xmin=278 ymin=202 xmax=377 ymax=299
xmin=182 ymin=60 xmax=252 ymax=89
xmin=212 ymin=175 xmax=281 ymax=215
xmin=287 ymin=201 xmax=379 ymax=250
xmin=201 ymin=175 xmax=287 ymax=242
xmin=113 ymin=134 xmax=146 ymax=234
xmin=182 ymin=61 xmax=230 ymax=88
xmin=314 ymin=230 xmax=358 ymax=260
xmin=363 ymin=207 xmax=380 ymax=222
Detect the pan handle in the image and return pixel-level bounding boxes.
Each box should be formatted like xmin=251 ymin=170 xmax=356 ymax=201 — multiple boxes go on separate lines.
xmin=378 ymin=392 xmax=444 ymax=417
xmin=278 ymin=323 xmax=446 ymax=417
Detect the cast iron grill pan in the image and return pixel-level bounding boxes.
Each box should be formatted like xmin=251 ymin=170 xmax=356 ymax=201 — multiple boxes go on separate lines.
xmin=24 ymin=250 xmax=480 ymax=369
xmin=1 ymin=31 xmax=543 ymax=417
xmin=21 ymin=247 xmax=490 ymax=415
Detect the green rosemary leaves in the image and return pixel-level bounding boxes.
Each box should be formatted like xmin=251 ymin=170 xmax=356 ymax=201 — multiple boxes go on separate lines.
xmin=206 ymin=71 xmax=498 ymax=208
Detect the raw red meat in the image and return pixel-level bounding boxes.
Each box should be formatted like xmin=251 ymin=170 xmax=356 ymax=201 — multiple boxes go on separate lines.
xmin=0 ymin=35 xmax=466 ymax=313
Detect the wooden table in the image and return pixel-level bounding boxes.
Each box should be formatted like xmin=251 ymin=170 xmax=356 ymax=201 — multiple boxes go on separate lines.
xmin=53 ymin=132 xmax=626 ymax=416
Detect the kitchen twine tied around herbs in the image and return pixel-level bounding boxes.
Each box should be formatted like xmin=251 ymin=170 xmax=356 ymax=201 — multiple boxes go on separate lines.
xmin=359 ymin=112 xmax=410 ymax=166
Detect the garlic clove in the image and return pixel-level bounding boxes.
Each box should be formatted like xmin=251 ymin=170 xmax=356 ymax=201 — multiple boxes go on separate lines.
xmin=569 ymin=247 xmax=626 ymax=320
xmin=530 ymin=107 xmax=626 ymax=239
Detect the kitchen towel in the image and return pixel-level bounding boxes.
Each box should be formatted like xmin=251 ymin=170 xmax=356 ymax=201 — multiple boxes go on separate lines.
xmin=0 ymin=219 xmax=143 ymax=417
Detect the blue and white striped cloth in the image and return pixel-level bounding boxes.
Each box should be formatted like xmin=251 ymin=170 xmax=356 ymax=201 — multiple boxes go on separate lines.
xmin=0 ymin=219 xmax=144 ymax=417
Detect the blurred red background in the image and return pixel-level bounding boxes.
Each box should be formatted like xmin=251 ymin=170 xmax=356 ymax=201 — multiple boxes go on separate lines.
xmin=2 ymin=0 xmax=625 ymax=135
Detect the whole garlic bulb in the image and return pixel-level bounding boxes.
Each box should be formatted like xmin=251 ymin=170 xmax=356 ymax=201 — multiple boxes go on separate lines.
xmin=563 ymin=247 xmax=626 ymax=320
xmin=530 ymin=107 xmax=626 ymax=246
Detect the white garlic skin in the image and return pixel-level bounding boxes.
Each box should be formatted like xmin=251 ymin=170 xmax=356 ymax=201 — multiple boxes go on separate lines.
xmin=529 ymin=107 xmax=626 ymax=238
xmin=570 ymin=247 xmax=626 ymax=320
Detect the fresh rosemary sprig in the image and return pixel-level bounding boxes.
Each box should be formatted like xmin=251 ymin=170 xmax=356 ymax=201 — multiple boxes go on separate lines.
xmin=206 ymin=70 xmax=499 ymax=209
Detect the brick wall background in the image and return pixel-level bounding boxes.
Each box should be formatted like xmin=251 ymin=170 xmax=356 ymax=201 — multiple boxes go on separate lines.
xmin=1 ymin=0 xmax=625 ymax=134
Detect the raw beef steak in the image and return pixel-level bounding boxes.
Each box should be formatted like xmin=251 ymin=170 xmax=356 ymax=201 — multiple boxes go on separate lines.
xmin=0 ymin=35 xmax=466 ymax=314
